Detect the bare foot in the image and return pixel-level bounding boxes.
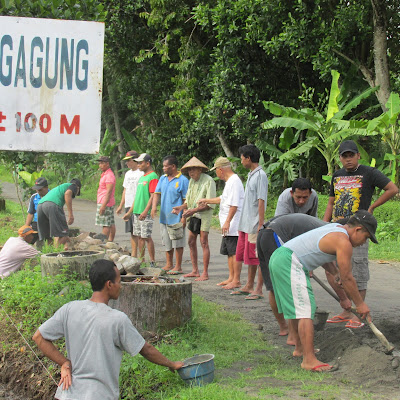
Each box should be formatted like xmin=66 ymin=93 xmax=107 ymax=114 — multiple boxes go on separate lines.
xmin=239 ymin=285 xmax=254 ymax=292
xmin=286 ymin=339 xmax=296 ymax=346
xmin=222 ymin=282 xmax=241 ymax=290
xmin=278 ymin=329 xmax=289 ymax=337
xmin=195 ymin=274 xmax=209 ymax=281
xmin=167 ymin=267 xmax=183 ymax=274
xmin=217 ymin=279 xmax=232 ymax=286
xmin=184 ymin=272 xmax=200 ymax=278
xmin=293 ymin=348 xmax=320 ymax=357
xmin=162 ymin=266 xmax=173 ymax=271
xmin=301 ymin=361 xmax=332 ymax=372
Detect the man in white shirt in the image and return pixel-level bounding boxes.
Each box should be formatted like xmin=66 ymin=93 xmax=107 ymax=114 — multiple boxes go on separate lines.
xmin=199 ymin=157 xmax=244 ymax=289
xmin=116 ymin=151 xmax=144 ymax=256
xmin=0 ymin=225 xmax=39 ymax=278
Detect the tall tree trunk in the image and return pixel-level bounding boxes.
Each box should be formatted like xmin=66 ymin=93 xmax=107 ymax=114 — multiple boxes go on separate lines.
xmin=216 ymin=132 xmax=234 ymax=157
xmin=371 ymin=0 xmax=390 ymax=111
xmin=107 ymin=81 xmax=125 ymax=175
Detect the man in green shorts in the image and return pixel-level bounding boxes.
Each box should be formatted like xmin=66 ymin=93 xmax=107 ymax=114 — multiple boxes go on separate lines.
xmin=37 ymin=179 xmax=81 ymax=247
xmin=123 ymin=154 xmax=158 ymax=266
xmin=269 ymin=210 xmax=378 ymax=372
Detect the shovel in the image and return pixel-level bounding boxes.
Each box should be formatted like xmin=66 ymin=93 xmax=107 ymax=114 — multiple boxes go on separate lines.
xmin=311 ymin=274 xmax=397 ymax=355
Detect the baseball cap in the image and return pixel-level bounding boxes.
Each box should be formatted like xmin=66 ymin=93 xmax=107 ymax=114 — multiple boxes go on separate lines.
xmin=351 ymin=210 xmax=378 ymax=244
xmin=96 ymin=156 xmax=110 ymax=163
xmin=210 ymin=156 xmax=231 ymax=171
xmin=339 ymin=140 xmax=359 ymax=155
xmin=122 ymin=151 xmax=139 ymax=160
xmin=32 ymin=177 xmax=48 ymax=190
xmin=134 ymin=153 xmax=152 ymax=163
xmin=18 ymin=225 xmax=37 ymax=238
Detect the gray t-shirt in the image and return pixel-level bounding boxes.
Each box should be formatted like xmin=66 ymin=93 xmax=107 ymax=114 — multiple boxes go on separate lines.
xmin=39 ymin=299 xmax=145 ymax=400
xmin=238 ymin=166 xmax=268 ymax=234
xmin=274 ymin=188 xmax=318 ymax=217
xmin=267 ymin=214 xmax=327 ymax=243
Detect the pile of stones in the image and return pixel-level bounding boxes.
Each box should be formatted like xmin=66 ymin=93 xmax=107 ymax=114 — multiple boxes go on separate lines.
xmin=67 ymin=232 xmax=166 ymax=277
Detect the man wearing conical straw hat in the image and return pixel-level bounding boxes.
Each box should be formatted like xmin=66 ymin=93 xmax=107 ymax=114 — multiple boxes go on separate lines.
xmin=172 ymin=157 xmax=216 ymax=281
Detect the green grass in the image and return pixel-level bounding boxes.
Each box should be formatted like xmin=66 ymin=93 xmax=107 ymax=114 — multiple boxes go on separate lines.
xmin=0 ymin=199 xmax=26 ymax=245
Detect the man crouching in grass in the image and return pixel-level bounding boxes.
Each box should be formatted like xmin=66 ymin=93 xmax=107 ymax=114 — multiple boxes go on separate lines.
xmin=33 ymin=259 xmax=183 ymax=399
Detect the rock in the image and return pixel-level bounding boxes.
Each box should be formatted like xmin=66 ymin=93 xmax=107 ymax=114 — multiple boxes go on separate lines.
xmin=83 ymin=237 xmax=103 ymax=245
xmin=58 ymin=286 xmax=69 ymax=296
xmin=109 ymin=253 xmax=120 ymax=262
xmin=392 ymin=357 xmax=400 ymax=369
xmin=116 ymin=255 xmax=141 ymax=275
xmin=93 ymin=233 xmax=108 ymax=241
xmin=115 ymin=262 xmax=125 ymax=274
xmin=78 ymin=242 xmax=90 ymax=250
xmin=139 ymin=267 xmax=166 ymax=277
xmin=105 ymin=242 xmax=119 ymax=250
xmin=87 ymin=245 xmax=105 ymax=252
xmin=76 ymin=232 xmax=90 ymax=241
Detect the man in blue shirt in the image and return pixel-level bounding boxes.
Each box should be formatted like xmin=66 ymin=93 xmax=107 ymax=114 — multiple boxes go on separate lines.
xmin=152 ymin=156 xmax=189 ymax=274
xmin=26 ymin=177 xmax=50 ymax=232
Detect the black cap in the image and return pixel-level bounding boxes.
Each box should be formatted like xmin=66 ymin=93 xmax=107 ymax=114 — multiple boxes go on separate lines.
xmin=351 ymin=210 xmax=378 ymax=244
xmin=96 ymin=156 xmax=110 ymax=163
xmin=339 ymin=140 xmax=359 ymax=155
xmin=32 ymin=177 xmax=48 ymax=190
xmin=70 ymin=178 xmax=82 ymax=196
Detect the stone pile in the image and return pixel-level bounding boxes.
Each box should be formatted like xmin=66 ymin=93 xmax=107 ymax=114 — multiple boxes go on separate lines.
xmin=67 ymin=232 xmax=166 ymax=276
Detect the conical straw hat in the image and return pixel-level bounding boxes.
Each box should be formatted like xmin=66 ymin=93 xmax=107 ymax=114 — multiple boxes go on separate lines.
xmin=181 ymin=157 xmax=209 ymax=174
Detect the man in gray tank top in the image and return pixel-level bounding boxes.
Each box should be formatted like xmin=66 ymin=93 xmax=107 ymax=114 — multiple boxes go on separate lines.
xmin=269 ymin=210 xmax=378 ymax=372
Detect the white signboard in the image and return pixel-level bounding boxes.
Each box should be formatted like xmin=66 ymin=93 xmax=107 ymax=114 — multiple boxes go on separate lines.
xmin=0 ymin=16 xmax=104 ymax=153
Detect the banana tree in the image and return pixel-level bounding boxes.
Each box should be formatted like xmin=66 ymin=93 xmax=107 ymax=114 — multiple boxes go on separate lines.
xmin=367 ymin=92 xmax=400 ymax=186
xmin=261 ymin=70 xmax=378 ymax=178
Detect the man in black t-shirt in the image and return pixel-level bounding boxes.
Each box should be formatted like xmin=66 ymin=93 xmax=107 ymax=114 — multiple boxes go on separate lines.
xmin=323 ymin=140 xmax=398 ymax=328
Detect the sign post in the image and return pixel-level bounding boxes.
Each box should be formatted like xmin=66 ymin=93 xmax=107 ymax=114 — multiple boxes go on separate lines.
xmin=0 ymin=16 xmax=104 ymax=153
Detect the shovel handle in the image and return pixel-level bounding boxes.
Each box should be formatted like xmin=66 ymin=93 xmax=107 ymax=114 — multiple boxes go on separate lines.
xmin=311 ymin=274 xmax=395 ymax=354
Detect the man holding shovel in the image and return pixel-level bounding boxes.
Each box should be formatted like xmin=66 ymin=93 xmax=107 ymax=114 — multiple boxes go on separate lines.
xmin=269 ymin=210 xmax=378 ymax=372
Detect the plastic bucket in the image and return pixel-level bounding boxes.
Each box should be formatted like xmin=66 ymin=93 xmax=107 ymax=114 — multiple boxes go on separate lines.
xmin=178 ymin=354 xmax=215 ymax=386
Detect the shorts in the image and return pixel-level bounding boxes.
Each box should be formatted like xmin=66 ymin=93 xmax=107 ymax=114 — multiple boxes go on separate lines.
xmin=236 ymin=231 xmax=259 ymax=266
xmin=160 ymin=223 xmax=186 ymax=251
xmin=132 ymin=214 xmax=154 ymax=238
xmin=220 ymin=236 xmax=238 ymax=256
xmin=95 ymin=204 xmax=115 ymax=227
xmin=269 ymin=246 xmax=316 ymax=320
xmin=124 ymin=207 xmax=133 ymax=233
xmin=187 ymin=216 xmax=202 ymax=235
xmin=257 ymin=228 xmax=279 ymax=291
xmin=352 ymin=241 xmax=369 ymax=290
xmin=37 ymin=202 xmax=68 ymax=240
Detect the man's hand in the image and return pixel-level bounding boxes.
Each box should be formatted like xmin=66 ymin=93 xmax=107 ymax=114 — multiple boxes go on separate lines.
xmin=67 ymin=215 xmax=74 ymax=225
xmin=182 ymin=209 xmax=195 ymax=218
xmin=172 ymin=205 xmax=183 ymax=215
xmin=123 ymin=210 xmax=132 ymax=221
xmin=99 ymin=205 xmax=106 ymax=215
xmin=339 ymin=298 xmax=352 ymax=311
xmin=139 ymin=212 xmax=147 ymax=221
xmin=221 ymin=221 xmax=230 ymax=236
xmin=116 ymin=205 xmax=123 ymax=215
xmin=169 ymin=361 xmax=184 ymax=372
xmin=356 ymin=302 xmax=370 ymax=320
xmin=58 ymin=361 xmax=72 ymax=390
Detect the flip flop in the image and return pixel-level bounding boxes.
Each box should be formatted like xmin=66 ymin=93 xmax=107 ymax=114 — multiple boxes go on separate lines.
xmin=310 ymin=363 xmax=333 ymax=372
xmin=245 ymin=294 xmax=264 ymax=300
xmin=167 ymin=271 xmax=184 ymax=275
xmin=327 ymin=315 xmax=351 ymax=323
xmin=230 ymin=290 xmax=251 ymax=296
xmin=345 ymin=320 xmax=365 ymax=329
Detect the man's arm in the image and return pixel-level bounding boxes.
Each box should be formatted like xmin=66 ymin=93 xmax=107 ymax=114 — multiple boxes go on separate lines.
xmin=257 ymin=199 xmax=265 ymax=232
xmin=139 ymin=342 xmax=183 ymax=372
xmin=100 ymin=183 xmax=114 ymax=215
xmin=323 ymin=196 xmax=335 ymax=222
xmin=172 ymin=202 xmax=188 ymax=215
xmin=32 ymin=330 xmax=72 ymax=390
xmin=151 ymin=193 xmax=161 ymax=219
xmin=64 ymin=190 xmax=74 ymax=225
xmin=116 ymin=188 xmax=126 ymax=215
xmin=198 ymin=197 xmax=221 ymax=205
xmin=222 ymin=205 xmax=238 ymax=236
xmin=139 ymin=193 xmax=155 ymax=220
xmin=25 ymin=213 xmax=34 ymax=226
xmin=368 ymin=181 xmax=398 ymax=214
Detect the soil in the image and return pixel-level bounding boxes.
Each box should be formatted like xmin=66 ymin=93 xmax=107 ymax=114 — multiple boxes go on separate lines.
xmin=1 ymin=181 xmax=400 ymax=398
